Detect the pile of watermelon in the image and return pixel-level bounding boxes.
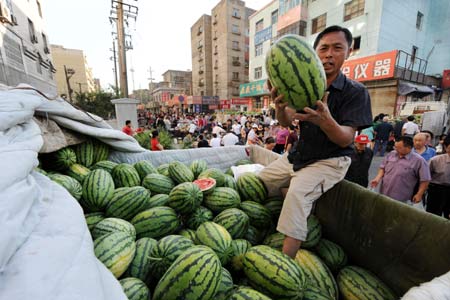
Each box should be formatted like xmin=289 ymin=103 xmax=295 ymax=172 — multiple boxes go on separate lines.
xmin=37 ymin=140 xmax=397 ymax=300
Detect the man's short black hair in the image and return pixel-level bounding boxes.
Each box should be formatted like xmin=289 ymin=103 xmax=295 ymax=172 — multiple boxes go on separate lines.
xmin=125 ymin=120 xmax=131 ymax=125
xmin=313 ymin=25 xmax=353 ymax=49
xmin=407 ymin=115 xmax=415 ymax=122
xmin=265 ymin=136 xmax=275 ymax=144
xmin=444 ymin=135 xmax=450 ymax=147
xmin=151 ymin=130 xmax=158 ymax=137
xmin=198 ymin=135 xmax=204 ymax=140
xmin=397 ymin=136 xmax=413 ymax=148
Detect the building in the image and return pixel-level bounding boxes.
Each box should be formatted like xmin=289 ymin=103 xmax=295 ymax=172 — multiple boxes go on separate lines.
xmin=0 ymin=0 xmax=56 ymax=92
xmin=162 ymin=69 xmax=192 ymax=96
xmin=246 ymin=0 xmax=450 ymax=116
xmin=51 ymin=44 xmax=96 ymax=100
xmin=191 ymin=0 xmax=256 ymax=111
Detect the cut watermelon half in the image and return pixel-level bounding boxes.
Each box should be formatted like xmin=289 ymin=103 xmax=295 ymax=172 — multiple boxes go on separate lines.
xmin=193 ymin=177 xmax=216 ymax=194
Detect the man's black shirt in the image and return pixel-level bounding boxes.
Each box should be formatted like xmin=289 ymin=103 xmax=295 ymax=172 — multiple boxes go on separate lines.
xmin=345 ymin=147 xmax=374 ymax=187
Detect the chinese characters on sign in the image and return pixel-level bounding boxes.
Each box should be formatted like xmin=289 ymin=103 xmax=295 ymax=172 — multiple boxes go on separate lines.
xmin=341 ymin=50 xmax=398 ymax=82
xmin=239 ymin=79 xmax=270 ymax=97
xmin=255 ymin=26 xmax=273 ymax=45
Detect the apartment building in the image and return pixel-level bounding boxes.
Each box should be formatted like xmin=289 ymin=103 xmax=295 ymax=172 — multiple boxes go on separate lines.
xmin=162 ymin=69 xmax=192 ymax=96
xmin=0 ymin=0 xmax=56 ymax=92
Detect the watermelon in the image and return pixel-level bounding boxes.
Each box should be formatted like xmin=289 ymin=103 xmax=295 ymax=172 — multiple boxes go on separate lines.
xmin=152 ymin=245 xmax=222 ymax=300
xmin=119 ymin=277 xmax=151 ymax=300
xmin=315 ymin=238 xmax=348 ymax=273
xmin=48 ymin=173 xmax=82 ymax=200
xmin=168 ymin=161 xmax=194 ymax=184
xmin=203 ymin=187 xmax=241 ymax=213
xmin=337 ymin=265 xmax=397 ymax=300
xmin=189 ymin=159 xmax=208 ymax=178
xmin=145 ymin=194 xmax=170 ymax=209
xmin=156 ymin=163 xmax=170 ymax=176
xmin=240 ymin=201 xmax=272 ymax=229
xmin=81 ymin=169 xmax=115 ymax=212
xmin=303 ymin=214 xmax=322 ymax=248
xmin=244 ymin=225 xmax=265 ymax=246
xmin=92 ymin=217 xmax=136 ymax=240
xmin=193 ymin=177 xmax=216 ymax=194
xmin=242 ymin=245 xmax=306 ymax=299
xmin=185 ymin=206 xmax=214 ymax=230
xmin=148 ymin=235 xmax=194 ymax=279
xmin=266 ymin=34 xmax=327 ymax=111
xmin=215 ymin=267 xmax=234 ymax=300
xmin=235 ymin=159 xmax=253 ymax=166
xmin=142 ymin=173 xmax=174 ymax=195
xmin=94 ymin=231 xmax=136 ymax=278
xmin=53 ymin=147 xmax=77 ymax=170
xmin=112 ymin=163 xmax=141 ymax=187
xmin=196 ymin=222 xmax=233 ymax=265
xmin=198 ymin=168 xmax=225 ymax=187
xmin=91 ymin=160 xmax=118 ymax=173
xmin=295 ymin=249 xmax=338 ymax=300
xmin=105 ymin=186 xmax=151 ymax=220
xmin=178 ymin=228 xmax=197 ymax=243
xmin=92 ymin=140 xmax=110 ymax=163
xmin=222 ymin=174 xmax=237 ymax=190
xmin=264 ymin=199 xmax=283 ymax=221
xmin=85 ymin=212 xmax=105 ymax=231
xmin=213 ymin=208 xmax=249 ymax=239
xmin=229 ymin=286 xmax=272 ymax=300
xmin=65 ymin=163 xmax=90 ymax=183
xmin=126 ymin=237 xmax=157 ymax=281
xmin=134 ymin=160 xmax=157 ymax=181
xmin=131 ymin=206 xmax=180 ymax=239
xmin=230 ymin=239 xmax=252 ymax=271
xmin=74 ymin=140 xmax=95 ymax=167
xmin=167 ymin=182 xmax=203 ymax=214
xmin=263 ymin=232 xmax=285 ymax=251
xmin=236 ymin=172 xmax=268 ymax=204
xmin=302 ymin=285 xmax=334 ymax=300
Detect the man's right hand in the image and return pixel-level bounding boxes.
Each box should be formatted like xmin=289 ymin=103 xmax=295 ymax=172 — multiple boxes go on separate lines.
xmin=370 ymin=177 xmax=380 ymax=188
xmin=267 ymin=80 xmax=293 ymax=127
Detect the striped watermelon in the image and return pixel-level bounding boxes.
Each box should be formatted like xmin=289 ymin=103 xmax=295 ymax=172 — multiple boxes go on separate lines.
xmin=295 ymin=249 xmax=338 ymax=300
xmin=203 ymin=187 xmax=241 ymax=213
xmin=229 ymin=286 xmax=272 ymax=300
xmin=156 ymin=163 xmax=170 ymax=177
xmin=85 ymin=212 xmax=105 ymax=231
xmin=119 ymin=277 xmax=151 ymax=300
xmin=189 ymin=159 xmax=208 ymax=178
xmin=264 ymin=199 xmax=283 ymax=221
xmin=65 ymin=163 xmax=90 ymax=183
xmin=222 ymin=174 xmax=237 ymax=190
xmin=142 ymin=173 xmax=174 ymax=195
xmin=185 ymin=206 xmax=214 ymax=230
xmin=337 ymin=266 xmax=397 ymax=300
xmin=145 ymin=193 xmax=170 ymax=209
xmin=105 ymin=186 xmax=151 ymax=220
xmin=168 ymin=182 xmax=203 ymax=214
xmin=48 ymin=173 xmax=82 ymax=200
xmin=302 ymin=285 xmax=334 ymax=300
xmin=215 ymin=267 xmax=234 ymax=300
xmin=131 ymin=206 xmax=180 ymax=239
xmin=168 ymin=161 xmax=194 ymax=184
xmin=112 ymin=163 xmax=141 ymax=187
xmin=92 ymin=140 xmax=110 ymax=163
xmin=81 ymin=169 xmax=115 ymax=212
xmin=242 ymin=245 xmax=306 ymax=299
xmin=53 ymin=147 xmax=77 ymax=170
xmin=152 ymin=245 xmax=222 ymax=300
xmin=230 ymin=239 xmax=252 ymax=271
xmin=148 ymin=235 xmax=194 ymax=279
xmin=94 ymin=231 xmax=136 ymax=278
xmin=92 ymin=217 xmax=136 ymax=240
xmin=213 ymin=208 xmax=249 ymax=239
xmin=196 ymin=222 xmax=233 ymax=265
xmin=91 ymin=160 xmax=118 ymax=173
xmin=134 ymin=160 xmax=157 ymax=181
xmin=74 ymin=140 xmax=95 ymax=167
xmin=198 ymin=168 xmax=225 ymax=187
xmin=244 ymin=225 xmax=265 ymax=246
xmin=237 ymin=172 xmax=268 ymax=203
xmin=240 ymin=201 xmax=272 ymax=229
xmin=178 ymin=228 xmax=197 ymax=243
xmin=126 ymin=237 xmax=157 ymax=281
xmin=315 ymin=238 xmax=348 ymax=273
xmin=263 ymin=232 xmax=285 ymax=251
xmin=266 ymin=34 xmax=327 ymax=111
xmin=303 ymin=214 xmax=322 ymax=248
xmin=235 ymin=159 xmax=253 ymax=166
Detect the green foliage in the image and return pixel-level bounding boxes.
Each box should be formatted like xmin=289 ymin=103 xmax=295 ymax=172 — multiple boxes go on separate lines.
xmin=74 ymin=91 xmax=115 ymax=119
xmin=157 ymin=129 xmax=174 ymax=150
xmin=134 ymin=130 xmax=151 ymax=150
xmin=134 ymin=129 xmax=173 ymax=150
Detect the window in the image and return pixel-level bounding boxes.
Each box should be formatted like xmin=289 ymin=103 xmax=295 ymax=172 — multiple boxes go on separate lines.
xmin=255 ymin=19 xmax=264 ymax=32
xmin=232 ymin=72 xmax=239 ymax=80
xmin=255 ymin=43 xmax=263 ymax=56
xmin=213 ymin=31 xmax=217 ymax=40
xmin=416 ymin=11 xmax=423 ymax=30
xmin=232 ymin=8 xmax=240 ymax=18
xmin=198 ymin=39 xmax=203 ymax=48
xmin=271 ymin=10 xmax=278 ymax=25
xmin=352 ymin=36 xmax=361 ymax=51
xmin=232 ymin=41 xmax=240 ymax=50
xmin=42 ymin=33 xmax=49 ymax=53
xmin=215 ymin=74 xmax=219 ymax=83
xmin=232 ymin=56 xmax=240 ymax=66
xmin=36 ymin=55 xmax=42 ymax=74
xmin=28 ymin=18 xmax=37 ymax=43
xmin=214 ymin=45 xmax=218 ymax=54
xmin=254 ymin=67 xmax=262 ymax=79
xmin=36 ymin=0 xmax=42 ymax=17
xmin=311 ymin=13 xmax=326 ymax=34
xmin=344 ymin=0 xmax=365 ymax=21
xmin=232 ymin=24 xmax=240 ymax=34
xmin=213 ymin=14 xmax=218 ymax=24
xmin=198 ymin=25 xmax=203 ymax=35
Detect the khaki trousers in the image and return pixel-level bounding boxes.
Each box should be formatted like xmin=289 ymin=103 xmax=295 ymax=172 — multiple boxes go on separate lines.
xmin=259 ymin=153 xmax=351 ymax=241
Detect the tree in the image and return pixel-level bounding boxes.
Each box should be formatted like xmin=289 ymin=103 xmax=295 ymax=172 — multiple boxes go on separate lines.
xmin=74 ymin=91 xmax=115 ymax=119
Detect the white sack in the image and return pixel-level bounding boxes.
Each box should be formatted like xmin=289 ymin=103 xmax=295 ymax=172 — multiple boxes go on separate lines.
xmin=401 ymin=271 xmax=450 ymax=300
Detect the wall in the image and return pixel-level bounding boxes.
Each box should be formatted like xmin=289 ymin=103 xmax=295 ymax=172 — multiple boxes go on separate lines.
xmin=365 ymin=79 xmax=398 ymax=117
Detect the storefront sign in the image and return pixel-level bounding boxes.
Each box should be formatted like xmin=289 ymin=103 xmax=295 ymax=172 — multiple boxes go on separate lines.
xmin=193 ymin=104 xmax=201 ymax=113
xmin=239 ymin=79 xmax=269 ymax=97
xmin=221 ymin=104 xmax=231 ymax=109
xmin=202 ymin=96 xmax=219 ymax=105
xmin=231 ymin=98 xmax=252 ymax=105
xmin=209 ymin=105 xmax=218 ymax=110
xmin=255 ymin=26 xmax=272 ymax=45
xmin=341 ymin=50 xmax=398 ymax=82
xmin=443 ymin=69 xmax=450 ymax=89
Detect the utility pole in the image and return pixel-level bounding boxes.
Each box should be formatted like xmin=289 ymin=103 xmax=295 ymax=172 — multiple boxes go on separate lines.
xmin=111 ymin=39 xmax=119 ymax=96
xmin=64 ymin=65 xmax=75 ymax=102
xmin=148 ymin=66 xmax=155 ymax=110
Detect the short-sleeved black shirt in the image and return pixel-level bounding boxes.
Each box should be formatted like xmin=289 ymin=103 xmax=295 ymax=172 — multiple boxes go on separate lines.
xmin=288 ymin=72 xmax=372 ymax=171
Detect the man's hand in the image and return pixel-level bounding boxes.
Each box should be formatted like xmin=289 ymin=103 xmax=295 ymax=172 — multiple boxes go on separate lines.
xmin=292 ymin=92 xmax=331 ymax=126
xmin=267 ymin=80 xmax=294 ymax=127
xmin=412 ymin=193 xmax=423 ymax=203
xmin=370 ymin=177 xmax=380 ymax=188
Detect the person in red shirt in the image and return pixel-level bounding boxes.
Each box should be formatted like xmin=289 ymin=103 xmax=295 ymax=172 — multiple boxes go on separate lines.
xmin=122 ymin=120 xmax=134 ymax=136
xmin=151 ymin=130 xmax=164 ymax=151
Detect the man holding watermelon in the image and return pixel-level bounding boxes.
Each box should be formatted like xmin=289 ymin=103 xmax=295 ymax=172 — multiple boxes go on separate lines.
xmin=260 ymin=25 xmax=372 ymax=258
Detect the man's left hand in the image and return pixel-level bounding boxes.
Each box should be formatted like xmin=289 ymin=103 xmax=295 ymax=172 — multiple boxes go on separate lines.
xmin=412 ymin=194 xmax=423 ymax=203
xmin=292 ymin=92 xmax=330 ymax=126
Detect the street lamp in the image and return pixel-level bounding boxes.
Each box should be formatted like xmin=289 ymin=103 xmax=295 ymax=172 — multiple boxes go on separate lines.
xmin=64 ymin=65 xmax=75 ymax=102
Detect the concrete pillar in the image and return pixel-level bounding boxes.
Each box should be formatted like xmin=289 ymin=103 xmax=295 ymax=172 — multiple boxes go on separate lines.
xmin=111 ymin=98 xmax=141 ymax=131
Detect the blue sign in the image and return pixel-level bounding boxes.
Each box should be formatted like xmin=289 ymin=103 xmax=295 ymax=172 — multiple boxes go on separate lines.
xmin=255 ymin=26 xmax=272 ymax=45
xmin=194 ymin=104 xmax=201 ymax=113
xmin=202 ymin=96 xmax=219 ymax=105
xmin=178 ymin=95 xmax=184 ymax=103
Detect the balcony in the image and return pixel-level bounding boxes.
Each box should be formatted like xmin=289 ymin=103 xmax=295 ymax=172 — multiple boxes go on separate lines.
xmin=214 ymin=65 xmax=218 ymax=69
xmin=214 ymin=51 xmax=218 ymax=55
xmin=198 ymin=57 xmax=203 ymax=62
xmin=198 ymin=82 xmax=204 ymax=87
xmin=232 ymin=47 xmax=241 ymax=51
xmin=232 ymin=61 xmax=241 ymax=66
xmin=232 ymin=78 xmax=240 ymax=82
xmin=213 ymin=36 xmax=217 ymax=40
xmin=232 ymin=31 xmax=241 ymax=36
xmin=198 ymin=70 xmax=204 ymax=74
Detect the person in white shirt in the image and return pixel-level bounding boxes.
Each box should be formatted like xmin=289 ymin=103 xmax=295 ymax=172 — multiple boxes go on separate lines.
xmin=402 ymin=115 xmax=420 ymax=137
xmin=188 ymin=122 xmax=197 ymax=135
xmin=210 ymin=133 xmax=222 ymax=147
xmin=232 ymin=120 xmax=241 ymax=135
xmin=222 ymin=130 xmax=239 ymax=146
xmin=212 ymin=123 xmax=226 ymax=135
xmin=240 ymin=115 xmax=247 ymax=127
xmin=246 ymin=124 xmax=259 ymax=145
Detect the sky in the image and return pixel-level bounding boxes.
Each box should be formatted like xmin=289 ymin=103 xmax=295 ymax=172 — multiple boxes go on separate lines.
xmin=43 ymin=0 xmax=266 ymax=92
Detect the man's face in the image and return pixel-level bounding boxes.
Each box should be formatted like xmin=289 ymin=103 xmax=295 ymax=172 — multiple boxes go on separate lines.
xmin=395 ymin=141 xmax=412 ymax=156
xmin=266 ymin=142 xmax=276 ymax=151
xmin=315 ymin=31 xmax=351 ymax=79
xmin=413 ymin=134 xmax=426 ymax=150
xmin=354 ymin=142 xmax=366 ymax=152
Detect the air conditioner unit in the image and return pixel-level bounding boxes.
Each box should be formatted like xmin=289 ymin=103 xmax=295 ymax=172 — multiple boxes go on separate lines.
xmin=0 ymin=1 xmax=12 ymax=24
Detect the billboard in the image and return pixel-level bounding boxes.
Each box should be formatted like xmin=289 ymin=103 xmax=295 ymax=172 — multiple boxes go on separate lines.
xmin=239 ymin=79 xmax=270 ymax=97
xmin=443 ymin=69 xmax=450 ymax=89
xmin=341 ymin=50 xmax=398 ymax=82
xmin=255 ymin=26 xmax=272 ymax=45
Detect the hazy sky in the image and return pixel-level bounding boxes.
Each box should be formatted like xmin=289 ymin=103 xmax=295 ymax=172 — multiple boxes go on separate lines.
xmin=43 ymin=0 xmax=266 ymax=92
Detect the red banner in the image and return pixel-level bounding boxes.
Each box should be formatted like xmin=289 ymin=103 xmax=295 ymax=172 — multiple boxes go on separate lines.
xmin=221 ymin=104 xmax=231 ymax=109
xmin=231 ymin=98 xmax=251 ymax=105
xmin=209 ymin=105 xmax=218 ymax=110
xmin=341 ymin=50 xmax=398 ymax=82
xmin=443 ymin=69 xmax=450 ymax=89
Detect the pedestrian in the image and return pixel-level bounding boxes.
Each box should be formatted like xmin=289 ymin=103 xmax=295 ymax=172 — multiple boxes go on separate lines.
xmin=246 ymin=124 xmax=259 ymax=145
xmin=370 ymin=136 xmax=431 ymax=203
xmin=344 ymin=134 xmax=373 ymax=187
xmin=197 ymin=134 xmax=210 ymax=148
xmin=273 ymin=125 xmax=289 ymax=154
xmin=373 ymin=116 xmax=393 ymax=156
xmin=232 ymin=119 xmax=241 ymax=135
xmin=426 ymin=135 xmax=450 ymax=219
xmin=122 ymin=120 xmax=134 ymax=136
xmin=402 ymin=115 xmax=420 ymax=137
xmin=285 ymin=125 xmax=299 ymax=153
xmin=210 ymin=133 xmax=222 ymax=147
xmin=212 ymin=122 xmax=226 ymax=135
xmin=150 ymin=130 xmax=164 ymax=151
xmin=420 ymin=130 xmax=435 ymax=149
xmin=222 ymin=130 xmax=239 ymax=146
xmin=435 ymin=134 xmax=447 ymax=154
xmin=258 ymin=25 xmax=372 ymax=258
xmin=413 ymin=132 xmax=436 ymax=162
xmin=393 ymin=117 xmax=406 ymax=140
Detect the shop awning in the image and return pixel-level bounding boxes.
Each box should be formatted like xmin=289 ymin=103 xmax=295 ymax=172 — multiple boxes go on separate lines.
xmin=398 ymin=81 xmax=434 ymax=97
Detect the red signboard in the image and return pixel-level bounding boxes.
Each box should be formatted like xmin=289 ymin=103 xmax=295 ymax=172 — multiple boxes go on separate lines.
xmin=221 ymin=104 xmax=231 ymax=109
xmin=443 ymin=69 xmax=450 ymax=89
xmin=341 ymin=50 xmax=398 ymax=82
xmin=231 ymin=98 xmax=252 ymax=105
xmin=209 ymin=105 xmax=218 ymax=110
xmin=220 ymin=99 xmax=231 ymax=105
